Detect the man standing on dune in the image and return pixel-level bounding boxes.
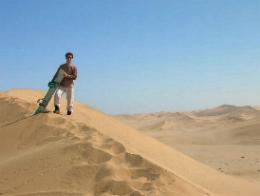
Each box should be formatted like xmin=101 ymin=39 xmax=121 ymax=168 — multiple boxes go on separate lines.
xmin=52 ymin=52 xmax=77 ymax=115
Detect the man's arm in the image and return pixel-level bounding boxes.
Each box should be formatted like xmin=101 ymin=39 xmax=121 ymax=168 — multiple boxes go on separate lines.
xmin=64 ymin=66 xmax=77 ymax=80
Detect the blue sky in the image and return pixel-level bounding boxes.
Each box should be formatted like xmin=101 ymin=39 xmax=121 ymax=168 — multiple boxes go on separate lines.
xmin=0 ymin=0 xmax=260 ymax=114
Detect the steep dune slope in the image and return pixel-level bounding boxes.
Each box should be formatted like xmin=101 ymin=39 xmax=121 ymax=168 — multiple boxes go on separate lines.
xmin=1 ymin=90 xmax=260 ymax=196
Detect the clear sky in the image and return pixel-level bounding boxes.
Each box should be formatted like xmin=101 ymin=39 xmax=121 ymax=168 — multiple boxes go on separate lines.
xmin=0 ymin=0 xmax=260 ymax=114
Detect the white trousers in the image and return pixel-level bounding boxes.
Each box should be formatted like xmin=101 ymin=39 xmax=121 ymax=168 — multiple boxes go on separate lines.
xmin=54 ymin=86 xmax=74 ymax=111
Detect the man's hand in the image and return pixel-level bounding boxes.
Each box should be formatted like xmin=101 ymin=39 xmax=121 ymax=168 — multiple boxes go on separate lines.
xmin=64 ymin=72 xmax=73 ymax=79
xmin=64 ymin=72 xmax=69 ymax=77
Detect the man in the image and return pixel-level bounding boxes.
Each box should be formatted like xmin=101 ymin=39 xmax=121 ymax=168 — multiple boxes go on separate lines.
xmin=52 ymin=52 xmax=77 ymax=115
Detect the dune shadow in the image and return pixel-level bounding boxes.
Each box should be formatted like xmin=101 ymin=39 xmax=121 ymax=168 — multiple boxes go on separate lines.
xmin=0 ymin=114 xmax=37 ymax=128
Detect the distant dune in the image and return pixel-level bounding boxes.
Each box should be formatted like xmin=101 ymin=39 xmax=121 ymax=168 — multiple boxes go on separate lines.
xmin=1 ymin=90 xmax=260 ymax=196
xmin=116 ymin=105 xmax=260 ymax=182
xmin=193 ymin=104 xmax=258 ymax=117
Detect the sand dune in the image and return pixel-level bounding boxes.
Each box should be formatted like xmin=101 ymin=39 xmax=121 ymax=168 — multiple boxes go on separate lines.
xmin=193 ymin=104 xmax=258 ymax=117
xmin=1 ymin=90 xmax=260 ymax=195
xmin=117 ymin=105 xmax=260 ymax=182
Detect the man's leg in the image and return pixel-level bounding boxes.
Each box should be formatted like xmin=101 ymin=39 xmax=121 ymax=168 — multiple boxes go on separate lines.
xmin=54 ymin=87 xmax=64 ymax=113
xmin=66 ymin=86 xmax=74 ymax=115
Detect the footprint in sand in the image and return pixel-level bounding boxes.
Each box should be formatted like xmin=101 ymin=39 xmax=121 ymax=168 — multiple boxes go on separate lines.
xmin=129 ymin=168 xmax=160 ymax=181
xmin=63 ymin=142 xmax=113 ymax=164
xmin=124 ymin=153 xmax=144 ymax=167
xmin=99 ymin=138 xmax=126 ymax=155
xmin=94 ymin=179 xmax=134 ymax=195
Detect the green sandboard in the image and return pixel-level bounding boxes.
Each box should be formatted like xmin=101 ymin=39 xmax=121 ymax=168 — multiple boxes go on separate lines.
xmin=34 ymin=69 xmax=65 ymax=115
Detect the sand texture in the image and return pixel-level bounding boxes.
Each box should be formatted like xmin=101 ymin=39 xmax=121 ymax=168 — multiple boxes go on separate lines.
xmin=1 ymin=90 xmax=260 ymax=196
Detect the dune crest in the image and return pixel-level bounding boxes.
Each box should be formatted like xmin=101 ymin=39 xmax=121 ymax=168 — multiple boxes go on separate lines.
xmin=1 ymin=90 xmax=260 ymax=196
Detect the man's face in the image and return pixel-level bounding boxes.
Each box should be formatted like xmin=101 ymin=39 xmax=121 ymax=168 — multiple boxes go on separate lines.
xmin=66 ymin=55 xmax=73 ymax=64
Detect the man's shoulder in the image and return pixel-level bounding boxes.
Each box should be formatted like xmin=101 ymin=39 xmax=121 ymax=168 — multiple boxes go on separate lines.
xmin=71 ymin=64 xmax=77 ymax=71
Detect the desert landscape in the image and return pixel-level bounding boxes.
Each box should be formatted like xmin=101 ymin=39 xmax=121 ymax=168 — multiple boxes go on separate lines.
xmin=1 ymin=90 xmax=260 ymax=196
xmin=1 ymin=0 xmax=259 ymax=195
xmin=116 ymin=105 xmax=260 ymax=182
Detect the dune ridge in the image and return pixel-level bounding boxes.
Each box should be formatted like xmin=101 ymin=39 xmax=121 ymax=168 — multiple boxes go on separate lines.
xmin=1 ymin=90 xmax=260 ymax=195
